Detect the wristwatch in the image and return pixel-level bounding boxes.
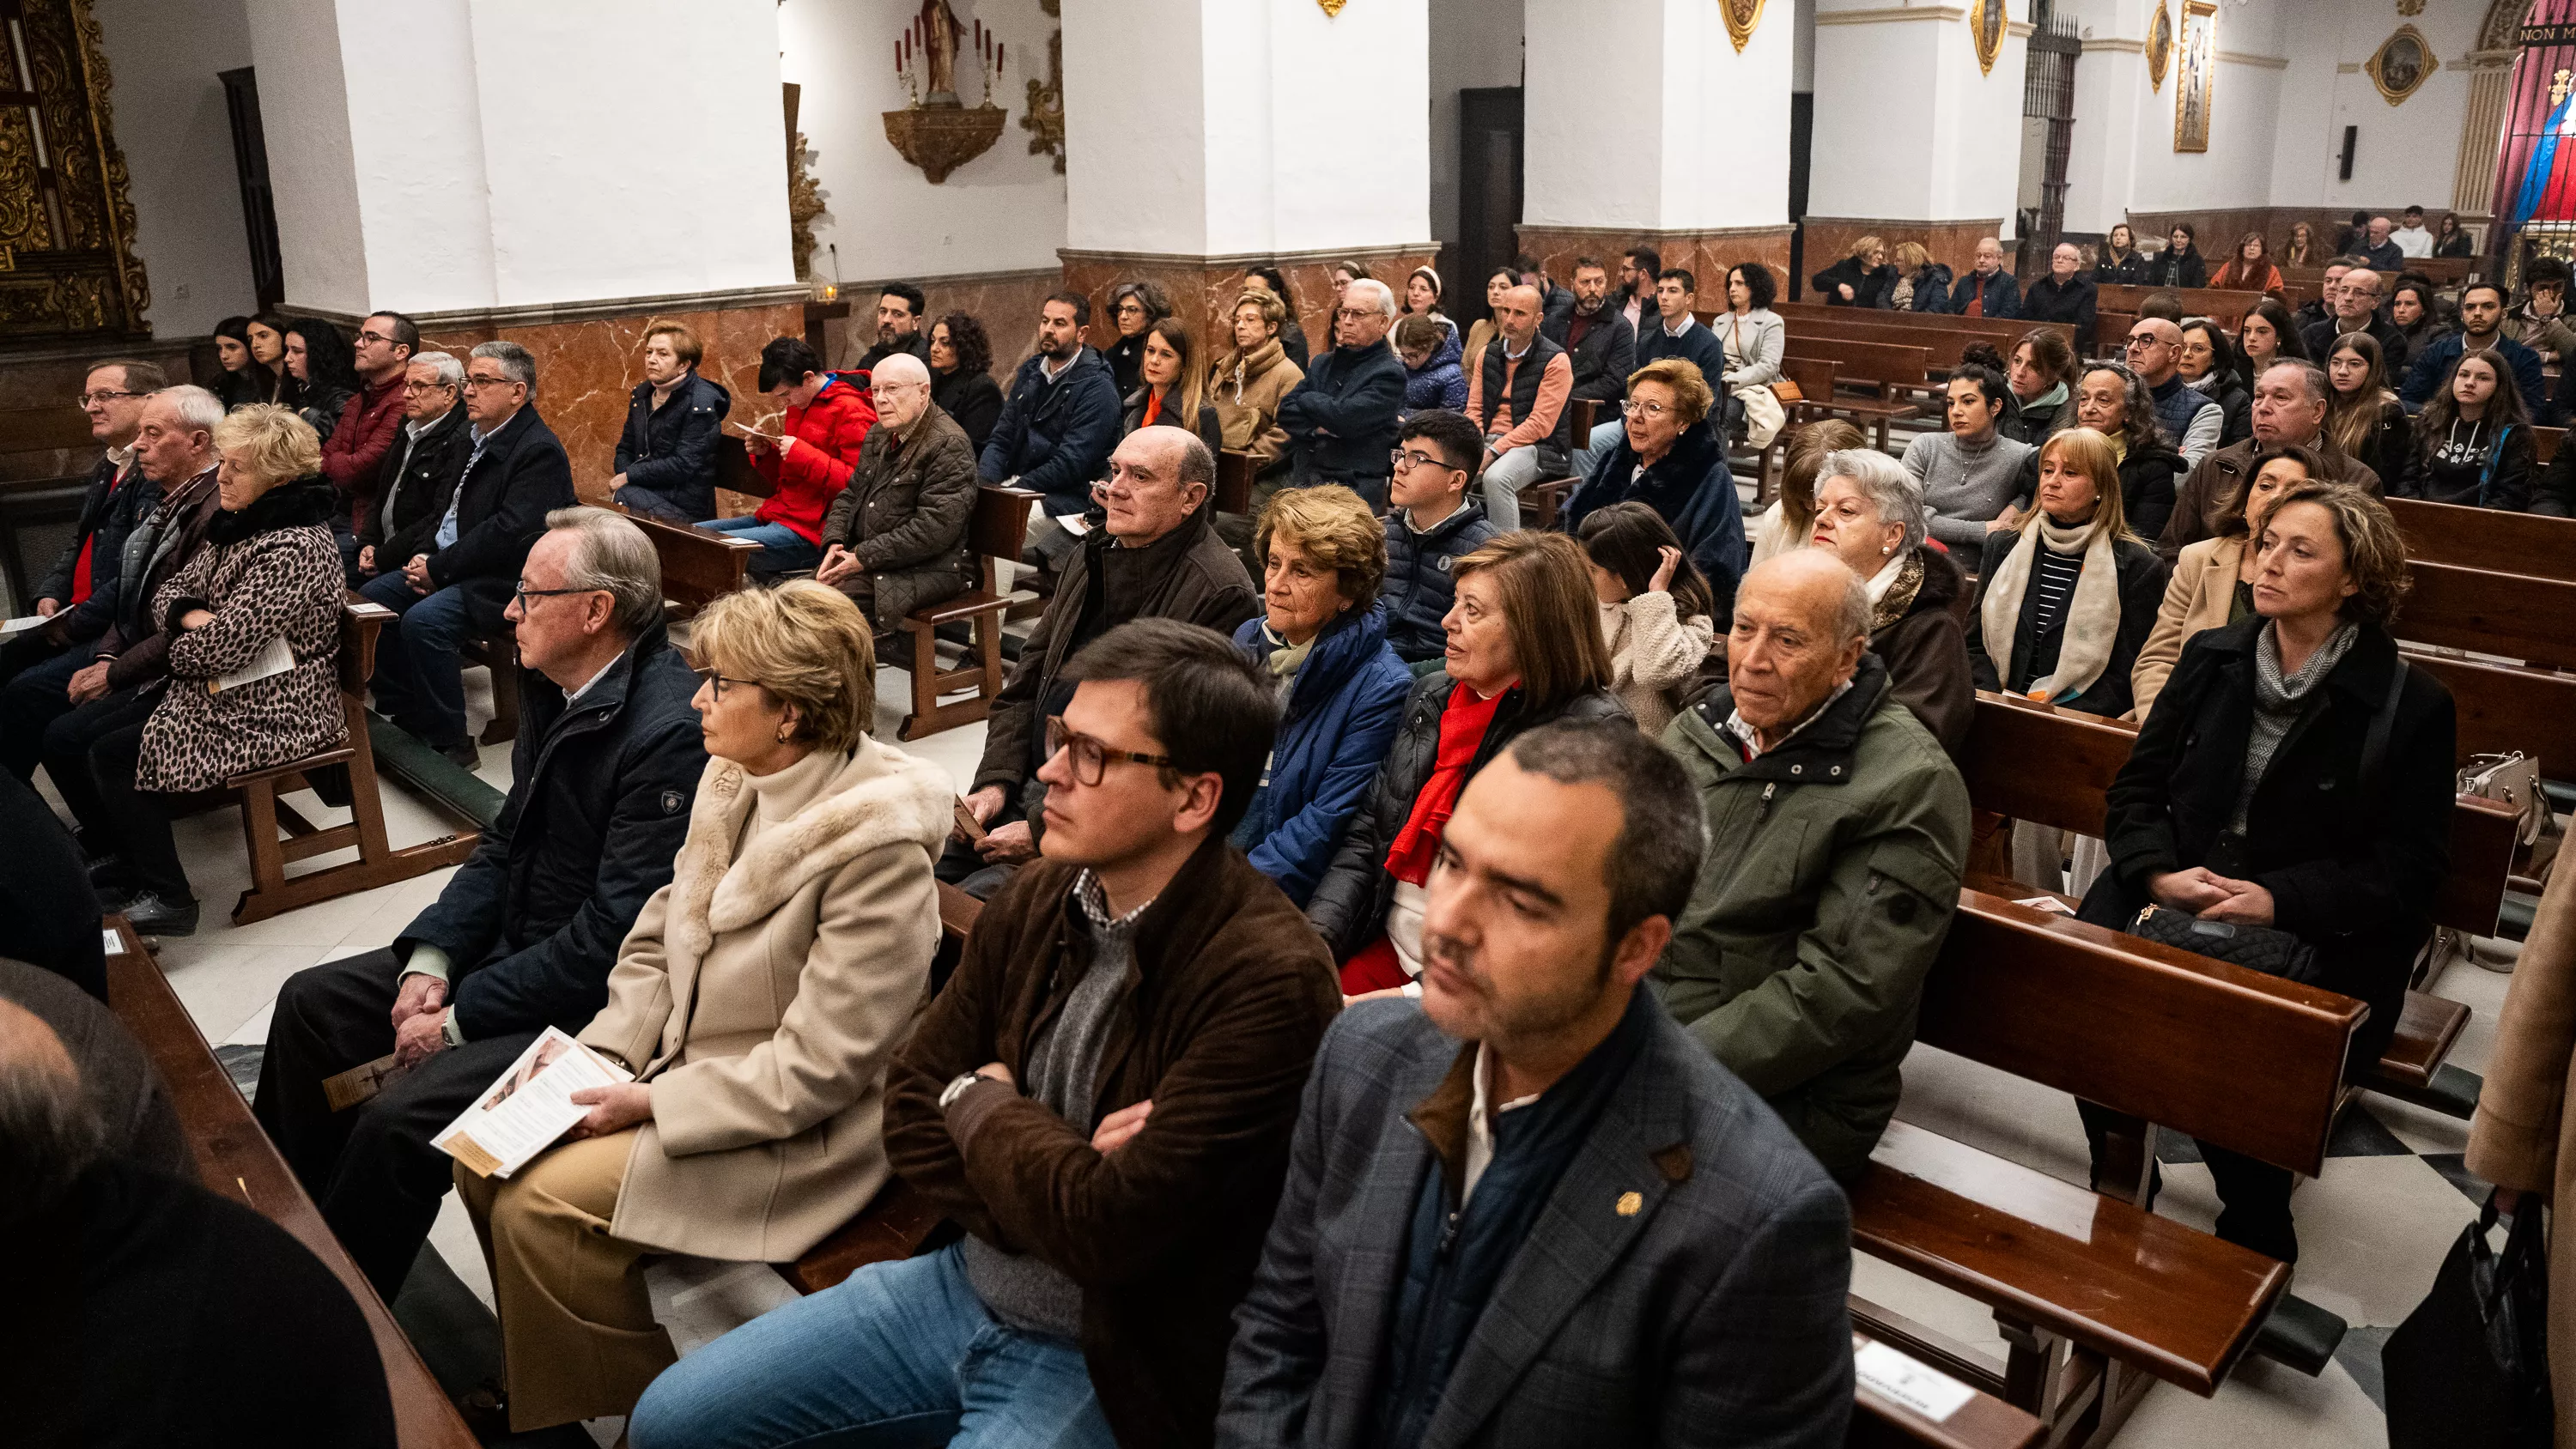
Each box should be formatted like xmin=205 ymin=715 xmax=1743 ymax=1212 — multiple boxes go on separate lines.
xmin=939 ymin=1070 xmax=995 ymax=1109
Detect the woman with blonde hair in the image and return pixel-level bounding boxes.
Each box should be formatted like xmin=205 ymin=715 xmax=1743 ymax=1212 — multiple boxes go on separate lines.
xmin=456 ymin=579 xmax=953 ymax=1434
xmin=1559 ymin=356 xmax=1749 ymax=614
xmin=1814 ymin=235 xmax=1897 ymax=309
xmin=87 ymin=404 xmax=343 ymax=935
xmin=1306 ymin=530 xmax=1624 ymax=992
xmin=1966 ymin=426 xmax=2171 ymax=721
xmin=1889 ymin=239 xmax=1953 ymax=313
xmin=1209 ymin=288 xmax=1305 ymax=470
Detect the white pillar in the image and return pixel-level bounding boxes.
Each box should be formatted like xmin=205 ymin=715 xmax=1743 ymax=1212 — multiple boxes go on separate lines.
xmin=1806 ymin=0 xmax=2027 ymax=274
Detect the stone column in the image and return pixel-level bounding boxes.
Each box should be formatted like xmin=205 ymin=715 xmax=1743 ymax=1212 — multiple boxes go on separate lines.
xmin=1804 ymin=0 xmax=2029 ymax=287
xmin=2454 ymin=49 xmax=2518 ymax=236
xmin=1056 ymin=0 xmax=1435 ymax=358
xmin=246 ymin=0 xmax=806 ymax=499
xmin=1518 ymin=0 xmax=1796 ymax=294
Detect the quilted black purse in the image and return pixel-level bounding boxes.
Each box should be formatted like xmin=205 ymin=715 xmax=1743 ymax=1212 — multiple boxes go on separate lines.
xmin=2129 ymin=905 xmax=2324 ymax=985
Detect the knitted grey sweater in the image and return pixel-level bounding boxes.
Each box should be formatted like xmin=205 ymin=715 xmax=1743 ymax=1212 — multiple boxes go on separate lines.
xmin=1903 ymin=428 xmax=2038 ymax=549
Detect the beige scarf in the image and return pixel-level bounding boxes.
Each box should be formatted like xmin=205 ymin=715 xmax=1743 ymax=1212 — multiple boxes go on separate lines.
xmin=1978 ymin=513 xmax=2122 ymax=702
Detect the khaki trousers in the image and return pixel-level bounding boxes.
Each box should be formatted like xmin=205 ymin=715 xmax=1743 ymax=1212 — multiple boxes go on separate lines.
xmin=454 ymin=1128 xmax=677 ymax=1432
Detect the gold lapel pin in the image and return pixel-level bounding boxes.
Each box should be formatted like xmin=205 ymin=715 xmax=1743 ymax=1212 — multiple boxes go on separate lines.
xmin=1615 ymin=1191 xmax=1643 ymax=1217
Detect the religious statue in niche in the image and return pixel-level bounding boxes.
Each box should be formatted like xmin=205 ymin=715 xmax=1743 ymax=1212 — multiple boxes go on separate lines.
xmin=2174 ymin=0 xmax=2216 ymax=153
xmin=2366 ymin=25 xmax=2438 ymax=106
xmin=1722 ymin=0 xmax=1765 ymax=55
xmin=1969 ymin=0 xmax=2007 ymax=76
xmin=884 ymin=1 xmax=1006 ymax=185
xmin=1022 ymin=25 xmax=1066 ymax=174
xmin=2147 ymin=0 xmax=2173 ymax=93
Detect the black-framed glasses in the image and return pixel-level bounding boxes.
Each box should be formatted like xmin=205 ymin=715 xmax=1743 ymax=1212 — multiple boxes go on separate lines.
xmin=1046 ymin=717 xmax=1175 ymax=787
xmin=512 ymin=582 xmax=601 ymax=608
xmin=691 ymin=668 xmax=757 ymax=701
xmin=76 ymin=389 xmax=141 ymax=408
xmin=355 ymin=330 xmax=400 ymax=346
xmin=1390 ymin=447 xmax=1461 ymax=474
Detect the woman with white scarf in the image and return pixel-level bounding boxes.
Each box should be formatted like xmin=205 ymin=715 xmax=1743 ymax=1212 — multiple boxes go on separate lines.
xmin=1965 ymin=426 xmax=2172 ymax=891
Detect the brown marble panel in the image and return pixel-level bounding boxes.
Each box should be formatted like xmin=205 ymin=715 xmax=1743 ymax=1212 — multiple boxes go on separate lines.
xmin=1060 ymin=247 xmax=1438 ymax=376
xmin=823 ymin=270 xmax=1066 ymax=377
xmin=1512 ymin=226 xmax=1795 ymax=308
xmin=423 ymin=300 xmax=804 ymax=510
xmin=1801 ymin=218 xmax=2004 ymax=295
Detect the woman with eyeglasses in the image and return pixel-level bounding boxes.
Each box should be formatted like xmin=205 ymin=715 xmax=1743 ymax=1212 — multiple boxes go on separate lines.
xmin=456 ymin=580 xmax=952 ymax=1435
xmin=1242 ymin=266 xmax=1309 ymax=373
xmin=1307 ymin=530 xmax=1624 ymax=996
xmin=82 ymin=405 xmax=343 ymax=936
xmin=2177 ymin=318 xmax=2252 ymax=447
xmin=1558 ymin=357 xmax=1749 ymax=618
xmin=1103 ymin=281 xmax=1173 ymax=399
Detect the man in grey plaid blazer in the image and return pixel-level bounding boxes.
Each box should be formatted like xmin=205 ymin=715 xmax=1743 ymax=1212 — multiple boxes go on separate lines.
xmin=1218 ymin=723 xmax=1853 ymax=1449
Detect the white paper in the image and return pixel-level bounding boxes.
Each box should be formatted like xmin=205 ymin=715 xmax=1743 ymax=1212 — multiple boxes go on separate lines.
xmin=2014 ymin=894 xmax=2076 ymax=916
xmin=209 ymin=635 xmax=295 ymax=694
xmin=432 ymin=1027 xmax=634 ymax=1179
xmin=1057 ymin=512 xmax=1092 ymax=537
xmin=101 ymin=926 xmax=123 ymax=954
xmin=1853 ymin=1338 xmax=1977 ymax=1422
xmin=1 ymin=615 xmax=45 ymax=635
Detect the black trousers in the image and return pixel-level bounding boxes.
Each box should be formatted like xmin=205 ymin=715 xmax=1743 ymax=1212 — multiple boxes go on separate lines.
xmin=0 ymin=634 xmax=97 ymax=784
xmin=45 ymin=680 xmax=164 ymax=871
xmin=2078 ymin=1100 xmax=2301 ymax=1264
xmin=252 ymin=947 xmax=539 ymax=1300
xmin=82 ymin=706 xmax=194 ymax=904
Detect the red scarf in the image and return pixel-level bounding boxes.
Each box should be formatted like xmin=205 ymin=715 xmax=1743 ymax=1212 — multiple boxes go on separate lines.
xmin=1142 ymin=388 xmax=1164 ymax=428
xmin=1382 ymin=682 xmax=1509 ymax=886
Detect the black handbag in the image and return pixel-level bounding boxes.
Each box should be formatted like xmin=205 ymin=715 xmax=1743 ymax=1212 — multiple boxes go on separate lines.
xmin=2129 ymin=904 xmax=2324 ymax=984
xmin=2384 ymin=1191 xmax=2553 ymax=1448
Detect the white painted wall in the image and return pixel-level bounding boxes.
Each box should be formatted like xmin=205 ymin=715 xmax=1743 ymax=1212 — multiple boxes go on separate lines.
xmin=2293 ymin=0 xmax=2485 ymax=211
xmin=778 ymin=0 xmax=1066 ymax=284
xmin=1261 ymin=0 xmax=1427 ymax=253
xmin=1807 ymin=0 xmax=2026 ymax=224
xmin=1659 ymin=0 xmax=1791 ymax=228
xmin=1427 ymin=0 xmax=1522 ymax=255
xmin=243 ymin=0 xmax=368 ymax=315
xmin=1064 ymin=0 xmax=1205 ymax=254
xmin=93 ymin=0 xmax=256 ymax=337
xmin=333 ymin=1 xmax=493 ymax=313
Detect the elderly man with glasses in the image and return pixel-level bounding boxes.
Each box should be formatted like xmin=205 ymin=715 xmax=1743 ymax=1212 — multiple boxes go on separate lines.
xmin=359 ymin=339 xmax=575 ymax=767
xmin=2123 ymin=317 xmax=2224 ymax=467
xmin=258 ymin=505 xmax=706 ymax=1304
xmin=353 ymin=351 xmax=471 ymax=584
xmin=2300 ymin=266 xmax=2411 ymax=379
xmin=1278 ymin=277 xmax=1407 ymax=507
xmin=815 ymin=351 xmax=979 ymax=633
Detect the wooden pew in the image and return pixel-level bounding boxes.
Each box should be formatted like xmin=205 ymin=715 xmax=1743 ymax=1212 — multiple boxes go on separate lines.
xmin=231 ymin=600 xmax=481 ymax=926
xmin=1214 ymin=447 xmax=1258 ymax=518
xmin=1783 ymin=334 xmax=1935 ymax=399
xmin=623 ymin=508 xmax=764 ymax=618
xmin=1850 ymin=1330 xmax=2045 ymax=1449
xmin=1522 ymin=397 xmax=1601 ymax=531
xmin=1775 ymin=300 xmax=2073 ymax=355
xmin=458 ymin=627 xmax=519 ymax=746
xmin=2535 ymin=426 xmax=2564 ymax=466
xmin=1755 ymin=355 xmax=1852 ymax=504
xmin=2096 ymin=284 xmax=2264 ymax=329
xmin=2409 ymin=652 xmax=2576 ymax=778
xmin=103 ymin=919 xmax=479 ymax=1448
xmin=2402 ymin=560 xmax=2576 ymax=670
xmin=2093 ymin=312 xmax=2138 ymax=359
xmin=1851 ymin=885 xmax=2357 ymax=1445
xmin=896 ymin=486 xmax=1042 ymax=739
xmin=2385 ymin=495 xmax=2576 ymax=585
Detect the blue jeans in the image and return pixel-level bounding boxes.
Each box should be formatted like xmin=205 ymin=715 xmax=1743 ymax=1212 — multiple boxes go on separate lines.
xmin=359 ymin=570 xmax=473 ymax=748
xmin=696 ymin=515 xmax=822 ymax=575
xmin=617 ymin=483 xmax=711 ymax=525
xmin=629 ymin=1244 xmax=1115 ymax=1449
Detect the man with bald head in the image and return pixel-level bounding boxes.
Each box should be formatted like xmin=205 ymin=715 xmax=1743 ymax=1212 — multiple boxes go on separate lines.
xmin=2123 ymin=316 xmax=2224 ymax=466
xmin=2161 ymin=360 xmax=2382 ymax=561
xmin=2360 ymin=215 xmax=2405 ymax=272
xmin=817 ymin=350 xmax=980 ymax=633
xmin=1652 ymin=550 xmax=1969 ymax=1181
xmin=1464 ymin=281 xmax=1576 ymax=528
xmin=947 ymin=423 xmax=1257 ymax=896
xmin=0 ymin=997 xmax=398 ymax=1446
xmin=2021 ymin=241 xmax=2098 ymax=336
xmin=2300 ymin=264 xmax=2409 ymax=373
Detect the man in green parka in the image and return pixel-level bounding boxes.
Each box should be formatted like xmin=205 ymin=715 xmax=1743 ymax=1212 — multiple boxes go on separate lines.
xmin=1654 ymin=550 xmax=1971 ymax=1181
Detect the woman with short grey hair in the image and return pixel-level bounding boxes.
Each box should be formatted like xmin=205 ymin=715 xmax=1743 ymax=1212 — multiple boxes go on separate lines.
xmin=1807 ymin=448 xmax=1974 ymax=756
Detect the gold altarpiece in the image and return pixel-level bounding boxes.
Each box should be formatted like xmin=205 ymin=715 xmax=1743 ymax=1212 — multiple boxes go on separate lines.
xmin=0 ymin=0 xmax=149 ymax=342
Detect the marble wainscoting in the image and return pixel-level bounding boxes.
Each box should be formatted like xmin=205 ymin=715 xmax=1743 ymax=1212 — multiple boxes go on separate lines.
xmin=1512 ymin=226 xmax=1796 ymax=304
xmin=819 ymin=268 xmax=1067 ymax=379
xmin=1799 ymin=217 xmax=2005 ymax=299
xmin=412 ymin=286 xmax=808 ymax=509
xmin=1059 ymin=246 xmax=1439 ymax=367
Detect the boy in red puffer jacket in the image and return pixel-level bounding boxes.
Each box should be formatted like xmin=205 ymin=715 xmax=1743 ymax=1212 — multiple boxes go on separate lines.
xmin=699 ymin=336 xmax=876 ymax=573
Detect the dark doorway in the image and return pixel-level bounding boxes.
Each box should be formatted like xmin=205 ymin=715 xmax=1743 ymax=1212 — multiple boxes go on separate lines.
xmin=1789 ymin=91 xmax=1814 ymax=299
xmin=1458 ymin=88 xmax=1523 ymax=317
xmin=220 ymin=68 xmax=284 ymax=312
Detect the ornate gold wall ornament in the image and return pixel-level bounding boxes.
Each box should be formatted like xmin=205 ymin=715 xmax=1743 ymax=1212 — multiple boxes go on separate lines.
xmin=886 ymin=0 xmax=1005 ymax=185
xmin=2174 ymin=0 xmax=2217 ymax=153
xmin=2366 ymin=24 xmax=2439 ymax=106
xmin=2397 ymin=0 xmax=2425 ymax=15
xmin=2148 ymin=0 xmax=2173 ymax=92
xmin=1969 ymin=0 xmax=2008 ymax=76
xmin=1722 ymin=0 xmax=1766 ymax=54
xmin=1317 ymin=0 xmax=1348 ymax=15
xmin=1022 ymin=28 xmax=1065 ymax=175
xmin=0 ymin=0 xmax=150 ymax=340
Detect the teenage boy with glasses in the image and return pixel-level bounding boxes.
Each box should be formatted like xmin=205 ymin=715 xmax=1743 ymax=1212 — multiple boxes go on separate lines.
xmin=1380 ymin=408 xmax=1501 ymax=666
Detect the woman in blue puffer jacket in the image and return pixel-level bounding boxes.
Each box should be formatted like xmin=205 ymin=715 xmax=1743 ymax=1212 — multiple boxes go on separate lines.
xmin=1230 ymin=485 xmax=1413 ymax=906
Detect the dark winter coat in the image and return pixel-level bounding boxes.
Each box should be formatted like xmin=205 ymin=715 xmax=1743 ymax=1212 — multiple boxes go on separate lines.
xmin=1900 ymin=264 xmax=1953 ymax=314
xmin=981 ymin=347 xmax=1122 ymax=518
xmin=1812 ymin=256 xmax=1896 ymax=309
xmin=2149 ymin=247 xmax=2208 ymax=290
xmin=1400 ymin=322 xmax=1467 ymax=415
xmin=422 ymin=403 xmax=576 ymax=634
xmin=2080 ymin=619 xmax=2453 ymax=1064
xmin=932 ymin=367 xmax=1005 ymax=458
xmin=1305 ymin=673 xmax=1628 ymax=963
xmin=817 ymin=402 xmax=979 ymax=627
xmin=2301 ymin=314 xmax=2413 ymax=379
xmin=613 ymin=370 xmax=732 ymax=521
xmin=357 ymin=406 xmax=473 ymax=576
xmin=1966 ymin=527 xmax=2170 ymax=719
xmin=1545 ymin=301 xmax=1637 ymax=407
xmin=34 ymin=452 xmax=155 ymax=641
xmin=96 ymin=464 xmax=222 ymax=693
xmin=398 ymin=617 xmax=707 ymax=1040
xmin=2021 ymin=275 xmax=2099 ymax=336
xmin=1947 ymin=269 xmax=2020 ymax=319
xmin=1120 ymin=385 xmax=1224 ymax=459
xmin=2397 ymin=417 xmax=2534 ymax=511
xmin=2095 ymin=251 xmax=2154 ymax=287
xmin=2399 ymin=330 xmax=2549 ymax=418
xmin=1278 ymin=339 xmax=1406 ymax=488
xmin=1869 ymin=545 xmax=1976 ymax=760
xmin=1559 ymin=417 xmax=1749 ymax=618
xmin=1380 ymin=500 xmax=1503 ymax=664
xmin=1228 ymin=603 xmax=1413 ymax=906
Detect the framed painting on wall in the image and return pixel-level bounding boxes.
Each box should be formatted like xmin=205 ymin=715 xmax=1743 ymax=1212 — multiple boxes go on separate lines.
xmin=1968 ymin=0 xmax=2007 ymax=76
xmin=2147 ymin=0 xmax=2173 ymax=93
xmin=2175 ymin=0 xmax=2216 ymax=153
xmin=2366 ymin=25 xmax=2438 ymax=105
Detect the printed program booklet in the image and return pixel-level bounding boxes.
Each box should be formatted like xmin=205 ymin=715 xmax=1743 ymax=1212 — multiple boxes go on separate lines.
xmin=432 ymin=1027 xmax=633 ymax=1179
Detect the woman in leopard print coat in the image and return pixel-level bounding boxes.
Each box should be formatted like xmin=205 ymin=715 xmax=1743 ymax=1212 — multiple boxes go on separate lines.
xmin=86 ymin=405 xmax=344 ymax=932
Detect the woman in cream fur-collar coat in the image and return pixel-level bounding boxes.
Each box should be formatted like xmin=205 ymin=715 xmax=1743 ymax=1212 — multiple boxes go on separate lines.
xmin=454 ymin=583 xmax=953 ymax=1434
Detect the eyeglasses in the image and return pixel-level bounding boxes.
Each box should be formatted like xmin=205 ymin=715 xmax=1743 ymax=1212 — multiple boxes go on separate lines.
xmin=1046 ymin=716 xmax=1175 ymax=787
xmin=513 ymin=582 xmax=602 ymax=608
xmin=868 ymin=381 xmax=925 ymax=398
xmin=355 ymin=330 xmax=400 ymax=346
xmin=1621 ymin=399 xmax=1672 ymax=419
xmin=1390 ymin=447 xmax=1461 ymax=473
xmin=691 ymin=667 xmax=757 ymax=700
xmin=2124 ymin=335 xmax=2160 ymax=349
xmin=76 ymin=389 xmax=140 ymax=408
xmin=403 ymin=379 xmax=457 ymax=393
xmin=462 ymin=373 xmax=516 ymax=391
xmin=1334 ymin=307 xmax=1378 ymax=323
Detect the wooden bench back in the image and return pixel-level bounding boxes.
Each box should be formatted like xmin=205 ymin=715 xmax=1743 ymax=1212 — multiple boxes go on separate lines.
xmin=2096 ymin=284 xmax=2264 ymax=328
xmin=1214 ymin=450 xmax=1256 ymax=517
xmin=2402 ymin=560 xmax=2576 ymax=670
xmin=338 ymin=599 xmax=392 ymax=694
xmin=1959 ymin=691 xmax=2522 ymax=937
xmin=715 ymin=433 xmax=775 ymax=498
xmin=2410 ymin=652 xmax=2576 ymax=777
xmin=970 ymin=485 xmax=1037 ymax=563
xmin=0 ymin=404 xmax=103 ymax=454
xmin=625 ymin=510 xmax=762 ymax=616
xmin=1927 ymin=887 xmax=2363 ymax=1175
xmin=1773 ymin=300 xmax=2070 ymax=352
xmin=2386 ymin=495 xmax=2576 ymax=585
xmin=1782 ymin=355 xmax=1839 ymax=403
xmin=1781 ymin=335 xmax=1932 ymax=390
xmin=2537 ymin=427 xmax=2564 ymax=466
xmin=2093 ymin=312 xmax=2137 ymax=355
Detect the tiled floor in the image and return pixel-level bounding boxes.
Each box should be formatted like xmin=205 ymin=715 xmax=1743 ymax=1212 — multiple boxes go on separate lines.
xmin=123 ymin=479 xmax=2506 ymax=1446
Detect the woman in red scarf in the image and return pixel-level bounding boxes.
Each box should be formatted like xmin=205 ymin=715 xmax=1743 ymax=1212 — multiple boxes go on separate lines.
xmin=1305 ymin=531 xmax=1629 ymax=993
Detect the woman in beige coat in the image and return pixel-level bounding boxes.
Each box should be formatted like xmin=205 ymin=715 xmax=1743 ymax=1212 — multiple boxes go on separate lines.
xmin=1208 ymin=288 xmax=1305 ymax=470
xmin=1577 ymin=500 xmax=1717 ymax=736
xmin=2469 ymin=858 xmax=2576 ymax=1442
xmin=2128 ymin=443 xmax=2318 ymax=722
xmin=454 ymin=581 xmax=952 ymax=1434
